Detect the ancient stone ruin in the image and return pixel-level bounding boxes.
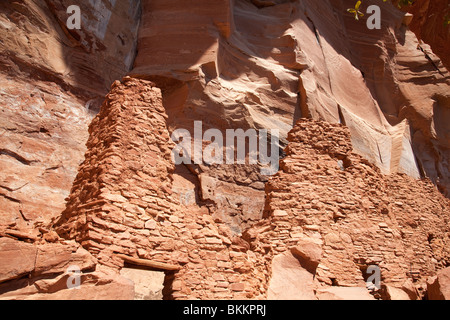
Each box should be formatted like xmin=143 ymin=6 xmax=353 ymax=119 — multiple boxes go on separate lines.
xmin=1 ymin=0 xmax=449 ymax=300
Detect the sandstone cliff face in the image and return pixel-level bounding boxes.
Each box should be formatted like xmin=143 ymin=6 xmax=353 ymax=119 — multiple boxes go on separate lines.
xmin=0 ymin=0 xmax=449 ymax=300
xmin=407 ymin=0 xmax=450 ymax=71
xmin=0 ymin=0 xmax=140 ymax=226
xmin=131 ymin=0 xmax=450 ymax=199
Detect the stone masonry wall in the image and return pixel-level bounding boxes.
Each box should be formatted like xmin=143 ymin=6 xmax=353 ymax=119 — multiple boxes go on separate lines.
xmin=250 ymin=119 xmax=450 ymax=297
xmin=54 ymin=77 xmax=269 ymax=300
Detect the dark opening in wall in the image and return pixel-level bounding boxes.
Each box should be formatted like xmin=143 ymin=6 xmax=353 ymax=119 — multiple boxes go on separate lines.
xmin=330 ymin=278 xmax=339 ymax=287
xmin=162 ymin=272 xmax=177 ymax=300
xmin=117 ymin=254 xmax=181 ymax=300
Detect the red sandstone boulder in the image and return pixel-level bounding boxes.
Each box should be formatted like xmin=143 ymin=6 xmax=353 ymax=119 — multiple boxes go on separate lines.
xmin=382 ymin=279 xmax=419 ymax=300
xmin=1 ymin=269 xmax=135 ymax=300
xmin=267 ymin=252 xmax=317 ymax=300
xmin=0 ymin=237 xmax=96 ymax=285
xmin=290 ymin=237 xmax=323 ymax=274
xmin=427 ymin=267 xmax=450 ymax=300
xmin=384 ymin=286 xmax=412 ymax=300
xmin=34 ymin=243 xmax=96 ymax=276
xmin=0 ymin=237 xmax=37 ymax=283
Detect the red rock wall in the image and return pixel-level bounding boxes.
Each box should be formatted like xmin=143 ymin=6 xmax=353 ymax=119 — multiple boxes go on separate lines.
xmin=252 ymin=119 xmax=450 ymax=298
xmin=1 ymin=0 xmax=449 ymax=239
xmin=54 ymin=78 xmax=269 ymax=300
xmin=1 ymin=77 xmax=448 ymax=300
xmin=407 ymin=0 xmax=450 ymax=70
xmin=1 ymin=0 xmax=450 ymax=301
xmin=51 ymin=78 xmax=449 ymax=300
xmin=0 ymin=0 xmax=141 ymax=230
xmin=130 ymin=0 xmax=450 ymax=200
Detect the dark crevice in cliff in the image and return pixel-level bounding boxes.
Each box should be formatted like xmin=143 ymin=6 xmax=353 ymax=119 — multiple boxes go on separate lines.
xmin=0 ymin=148 xmax=35 ymax=166
xmin=295 ymin=75 xmax=310 ymax=123
xmin=417 ymin=44 xmax=445 ymax=76
xmin=0 ymin=193 xmax=21 ymax=203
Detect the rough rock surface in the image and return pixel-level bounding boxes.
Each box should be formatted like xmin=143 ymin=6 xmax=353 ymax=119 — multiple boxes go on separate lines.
xmin=131 ymin=0 xmax=450 ymax=199
xmin=1 ymin=0 xmax=449 ymax=229
xmin=53 ymin=78 xmax=270 ymax=300
xmin=407 ymin=0 xmax=450 ymax=70
xmin=427 ymin=267 xmax=450 ymax=300
xmin=3 ymin=78 xmax=444 ymax=300
xmin=0 ymin=0 xmax=449 ymax=301
xmin=0 ymin=0 xmax=141 ymax=227
xmin=267 ymin=252 xmax=317 ymax=300
xmin=0 ymin=0 xmax=141 ymax=97
xmin=252 ymin=119 xmax=450 ymax=299
xmin=0 ymin=236 xmax=133 ymax=300
xmin=315 ymin=287 xmax=375 ymax=300
xmin=120 ymin=267 xmax=165 ymax=300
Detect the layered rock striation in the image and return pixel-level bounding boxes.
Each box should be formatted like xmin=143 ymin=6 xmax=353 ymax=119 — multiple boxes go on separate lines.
xmin=131 ymin=0 xmax=450 ymax=199
xmin=0 ymin=0 xmax=141 ymax=229
xmin=0 ymin=0 xmax=449 ymax=300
